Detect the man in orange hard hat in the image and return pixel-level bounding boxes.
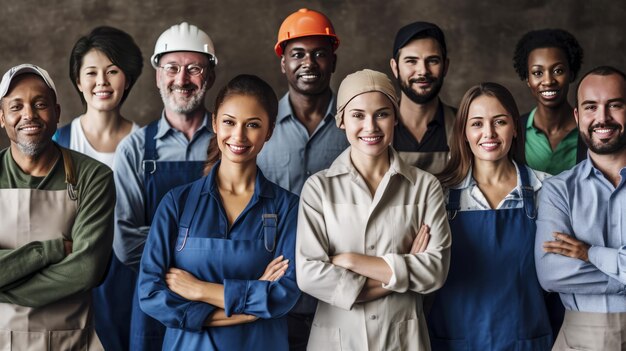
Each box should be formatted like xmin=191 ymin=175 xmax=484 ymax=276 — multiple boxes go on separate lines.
xmin=257 ymin=8 xmax=349 ymax=350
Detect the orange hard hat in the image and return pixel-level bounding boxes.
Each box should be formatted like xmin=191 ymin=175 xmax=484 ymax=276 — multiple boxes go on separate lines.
xmin=275 ymin=8 xmax=340 ymax=57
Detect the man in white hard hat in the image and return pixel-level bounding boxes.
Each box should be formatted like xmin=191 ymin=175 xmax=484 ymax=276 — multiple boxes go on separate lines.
xmin=113 ymin=22 xmax=216 ymax=351
xmin=0 ymin=63 xmax=114 ymax=350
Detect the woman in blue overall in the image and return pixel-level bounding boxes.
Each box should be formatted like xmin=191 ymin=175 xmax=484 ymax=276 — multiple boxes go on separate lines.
xmin=53 ymin=26 xmax=143 ymax=351
xmin=138 ymin=74 xmax=301 ymax=350
xmin=428 ymin=83 xmax=553 ymax=350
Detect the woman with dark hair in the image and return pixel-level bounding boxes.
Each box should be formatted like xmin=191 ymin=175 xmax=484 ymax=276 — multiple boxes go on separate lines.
xmin=513 ymin=29 xmax=586 ymax=175
xmin=52 ymin=26 xmax=143 ymax=351
xmin=428 ymin=83 xmax=553 ymax=350
xmin=55 ymin=26 xmax=143 ymax=166
xmin=138 ymin=74 xmax=300 ymax=350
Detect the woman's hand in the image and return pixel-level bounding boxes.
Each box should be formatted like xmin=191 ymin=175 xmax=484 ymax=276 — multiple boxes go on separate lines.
xmin=166 ymin=268 xmax=209 ymax=302
xmin=259 ymin=255 xmax=289 ymax=281
xmin=410 ymin=224 xmax=431 ymax=254
xmin=543 ymin=232 xmax=590 ymax=262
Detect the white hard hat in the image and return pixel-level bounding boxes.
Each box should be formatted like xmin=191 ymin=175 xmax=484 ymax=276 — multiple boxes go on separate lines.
xmin=151 ymin=22 xmax=218 ymax=69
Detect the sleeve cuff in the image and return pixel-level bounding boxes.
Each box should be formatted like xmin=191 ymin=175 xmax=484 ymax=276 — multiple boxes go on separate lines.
xmin=332 ymin=269 xmax=366 ymax=310
xmin=183 ymin=301 xmax=216 ymax=331
xmin=223 ymin=279 xmax=250 ymax=316
xmin=42 ymin=238 xmax=66 ymax=264
xmin=381 ymin=254 xmax=408 ymax=293
xmin=589 ymin=246 xmax=618 ymax=275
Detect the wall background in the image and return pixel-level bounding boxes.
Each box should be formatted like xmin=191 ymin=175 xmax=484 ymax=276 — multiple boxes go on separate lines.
xmin=1 ymin=0 xmax=624 ymax=149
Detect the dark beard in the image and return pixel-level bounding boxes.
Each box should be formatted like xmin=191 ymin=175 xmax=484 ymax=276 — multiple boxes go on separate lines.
xmin=580 ymin=123 xmax=626 ymax=155
xmin=398 ymin=75 xmax=444 ymax=105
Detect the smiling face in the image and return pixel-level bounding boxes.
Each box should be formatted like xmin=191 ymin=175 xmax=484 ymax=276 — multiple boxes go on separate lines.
xmin=575 ymin=73 xmax=626 ymax=155
xmin=0 ymin=74 xmax=60 ymax=157
xmin=280 ymin=36 xmax=336 ymax=97
xmin=340 ymin=91 xmax=395 ymax=160
xmin=212 ymin=94 xmax=272 ymax=167
xmin=391 ymin=37 xmax=448 ymax=105
xmin=77 ymin=49 xmax=127 ymax=113
xmin=156 ymin=51 xmax=214 ymax=115
xmin=465 ymin=95 xmax=517 ymax=165
xmin=526 ymin=47 xmax=572 ymax=108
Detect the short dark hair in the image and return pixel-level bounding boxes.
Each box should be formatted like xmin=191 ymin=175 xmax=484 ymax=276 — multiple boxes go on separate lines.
xmin=204 ymin=74 xmax=279 ymax=175
xmin=575 ymin=65 xmax=626 ymax=107
xmin=69 ymin=26 xmax=143 ymax=106
xmin=513 ymin=29 xmax=583 ymax=81
xmin=393 ymin=22 xmax=447 ymax=62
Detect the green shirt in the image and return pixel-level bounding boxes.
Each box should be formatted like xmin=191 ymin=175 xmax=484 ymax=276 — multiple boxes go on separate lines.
xmin=0 ymin=147 xmax=115 ymax=307
xmin=524 ymin=108 xmax=579 ymax=175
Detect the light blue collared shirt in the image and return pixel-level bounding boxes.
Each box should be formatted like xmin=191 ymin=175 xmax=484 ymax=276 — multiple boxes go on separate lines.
xmin=257 ymin=93 xmax=349 ymax=195
xmin=113 ymin=111 xmax=213 ymax=267
xmin=535 ymin=157 xmax=626 ymax=312
xmin=447 ymin=161 xmax=549 ymax=211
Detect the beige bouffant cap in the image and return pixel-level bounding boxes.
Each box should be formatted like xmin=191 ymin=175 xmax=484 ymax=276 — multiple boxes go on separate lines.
xmin=335 ymin=69 xmax=398 ymax=127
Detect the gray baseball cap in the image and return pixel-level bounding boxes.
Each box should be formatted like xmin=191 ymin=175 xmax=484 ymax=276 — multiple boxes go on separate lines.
xmin=0 ymin=63 xmax=57 ymax=99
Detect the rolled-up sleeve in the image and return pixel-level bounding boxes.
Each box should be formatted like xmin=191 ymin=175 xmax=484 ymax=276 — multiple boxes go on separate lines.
xmin=296 ymin=177 xmax=366 ymax=311
xmin=223 ymin=196 xmax=301 ymax=318
xmin=381 ymin=179 xmax=451 ymax=293
xmin=138 ymin=191 xmax=216 ymax=332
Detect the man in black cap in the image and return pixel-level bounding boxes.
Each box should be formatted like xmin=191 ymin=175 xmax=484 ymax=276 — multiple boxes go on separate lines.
xmin=390 ymin=21 xmax=456 ymax=174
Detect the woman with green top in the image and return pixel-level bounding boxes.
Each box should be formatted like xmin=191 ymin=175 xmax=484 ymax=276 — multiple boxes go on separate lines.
xmin=513 ymin=29 xmax=586 ymax=175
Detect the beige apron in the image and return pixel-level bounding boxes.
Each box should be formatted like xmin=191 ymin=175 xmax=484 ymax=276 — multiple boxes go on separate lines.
xmin=0 ymin=149 xmax=103 ymax=351
xmin=552 ymin=310 xmax=626 ymax=350
xmin=397 ymin=103 xmax=456 ymax=175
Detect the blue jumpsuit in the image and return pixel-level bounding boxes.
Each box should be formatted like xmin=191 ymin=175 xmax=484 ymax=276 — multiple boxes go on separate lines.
xmin=428 ymin=166 xmax=552 ymax=350
xmin=138 ymin=163 xmax=301 ymax=350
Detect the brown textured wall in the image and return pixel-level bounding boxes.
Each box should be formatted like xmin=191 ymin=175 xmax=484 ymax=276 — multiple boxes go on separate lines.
xmin=1 ymin=0 xmax=625 ymax=149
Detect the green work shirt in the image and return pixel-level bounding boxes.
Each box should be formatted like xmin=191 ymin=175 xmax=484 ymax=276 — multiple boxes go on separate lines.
xmin=524 ymin=108 xmax=579 ymax=175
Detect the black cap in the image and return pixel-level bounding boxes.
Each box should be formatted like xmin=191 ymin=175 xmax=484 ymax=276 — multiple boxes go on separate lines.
xmin=392 ymin=21 xmax=447 ymax=59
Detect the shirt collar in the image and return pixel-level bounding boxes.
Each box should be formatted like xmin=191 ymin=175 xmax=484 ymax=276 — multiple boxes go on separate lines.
xmin=526 ymin=107 xmax=536 ymax=131
xmin=203 ymin=160 xmax=275 ymax=199
xmin=325 ymin=146 xmax=417 ymax=185
xmin=451 ymin=160 xmax=542 ymax=194
xmin=154 ymin=111 xmax=212 ymax=139
xmin=276 ymin=92 xmax=336 ymax=124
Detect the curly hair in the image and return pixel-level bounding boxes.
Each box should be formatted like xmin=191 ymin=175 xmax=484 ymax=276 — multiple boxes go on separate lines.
xmin=513 ymin=29 xmax=583 ymax=81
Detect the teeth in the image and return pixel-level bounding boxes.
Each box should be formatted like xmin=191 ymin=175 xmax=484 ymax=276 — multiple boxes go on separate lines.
xmin=481 ymin=142 xmax=498 ymax=147
xmin=173 ymin=89 xmax=191 ymax=94
xmin=594 ymin=128 xmax=613 ymax=134
xmin=229 ymin=145 xmax=247 ymax=151
xmin=301 ymin=74 xmax=318 ymax=79
xmin=541 ymin=91 xmax=557 ymax=97
xmin=94 ymin=92 xmax=111 ymax=96
xmin=361 ymin=136 xmax=381 ymax=142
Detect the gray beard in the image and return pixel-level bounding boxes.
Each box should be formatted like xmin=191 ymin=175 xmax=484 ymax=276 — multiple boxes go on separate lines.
xmin=16 ymin=139 xmax=48 ymax=157
xmin=160 ymin=80 xmax=208 ymax=114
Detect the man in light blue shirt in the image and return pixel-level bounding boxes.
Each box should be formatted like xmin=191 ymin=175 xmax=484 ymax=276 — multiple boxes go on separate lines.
xmin=256 ymin=8 xmax=349 ymax=350
xmin=535 ymin=66 xmax=626 ymax=350
xmin=113 ymin=22 xmax=217 ymax=351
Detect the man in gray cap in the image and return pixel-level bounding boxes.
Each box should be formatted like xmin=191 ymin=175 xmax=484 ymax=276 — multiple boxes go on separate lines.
xmin=113 ymin=22 xmax=217 ymax=350
xmin=390 ymin=21 xmax=456 ymax=174
xmin=0 ymin=63 xmax=114 ymax=350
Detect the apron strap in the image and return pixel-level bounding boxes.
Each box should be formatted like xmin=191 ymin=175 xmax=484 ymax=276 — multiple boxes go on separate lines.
xmin=176 ymin=177 xmax=206 ymax=251
xmin=262 ymin=198 xmax=277 ymax=252
xmin=60 ymin=147 xmax=78 ymax=201
xmin=518 ymin=166 xmax=537 ymax=219
xmin=142 ymin=120 xmax=160 ymax=175
xmin=446 ymin=188 xmax=461 ymax=220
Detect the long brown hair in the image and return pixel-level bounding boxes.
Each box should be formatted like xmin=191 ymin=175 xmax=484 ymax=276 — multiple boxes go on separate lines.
xmin=436 ymin=82 xmax=526 ymax=188
xmin=204 ymin=74 xmax=278 ymax=176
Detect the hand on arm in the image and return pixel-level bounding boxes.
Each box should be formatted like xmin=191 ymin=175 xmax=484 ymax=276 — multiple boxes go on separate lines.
xmin=543 ymin=232 xmax=590 ymax=262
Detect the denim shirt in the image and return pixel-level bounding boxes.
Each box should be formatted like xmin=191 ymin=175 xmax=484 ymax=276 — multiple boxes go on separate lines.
xmin=257 ymin=93 xmax=349 ymax=195
xmin=535 ymin=157 xmax=626 ymax=312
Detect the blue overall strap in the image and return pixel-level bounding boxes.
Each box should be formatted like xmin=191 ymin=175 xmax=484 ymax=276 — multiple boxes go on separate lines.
xmin=446 ymin=188 xmax=461 ymax=220
xmin=262 ymin=200 xmax=277 ymax=252
xmin=55 ymin=123 xmax=72 ymax=148
xmin=176 ymin=177 xmax=207 ymax=251
xmin=142 ymin=120 xmax=160 ymax=174
xmin=518 ymin=165 xmax=536 ymax=219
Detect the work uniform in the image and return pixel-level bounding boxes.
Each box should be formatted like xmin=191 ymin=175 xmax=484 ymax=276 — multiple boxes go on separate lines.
xmin=113 ymin=113 xmax=211 ymax=350
xmin=138 ymin=163 xmax=300 ymax=350
xmin=296 ymin=147 xmax=451 ymax=350
xmin=428 ymin=163 xmax=553 ymax=350
xmin=0 ymin=147 xmax=114 ymax=350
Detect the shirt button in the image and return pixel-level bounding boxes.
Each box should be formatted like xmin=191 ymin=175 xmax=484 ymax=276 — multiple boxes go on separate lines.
xmin=306 ymin=171 xmax=311 ymax=176
xmin=368 ymin=245 xmax=375 ymax=250
xmin=369 ymin=315 xmax=377 ymax=320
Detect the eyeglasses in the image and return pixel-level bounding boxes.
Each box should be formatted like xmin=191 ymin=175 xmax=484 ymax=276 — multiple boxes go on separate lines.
xmin=159 ymin=63 xmax=206 ymax=77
